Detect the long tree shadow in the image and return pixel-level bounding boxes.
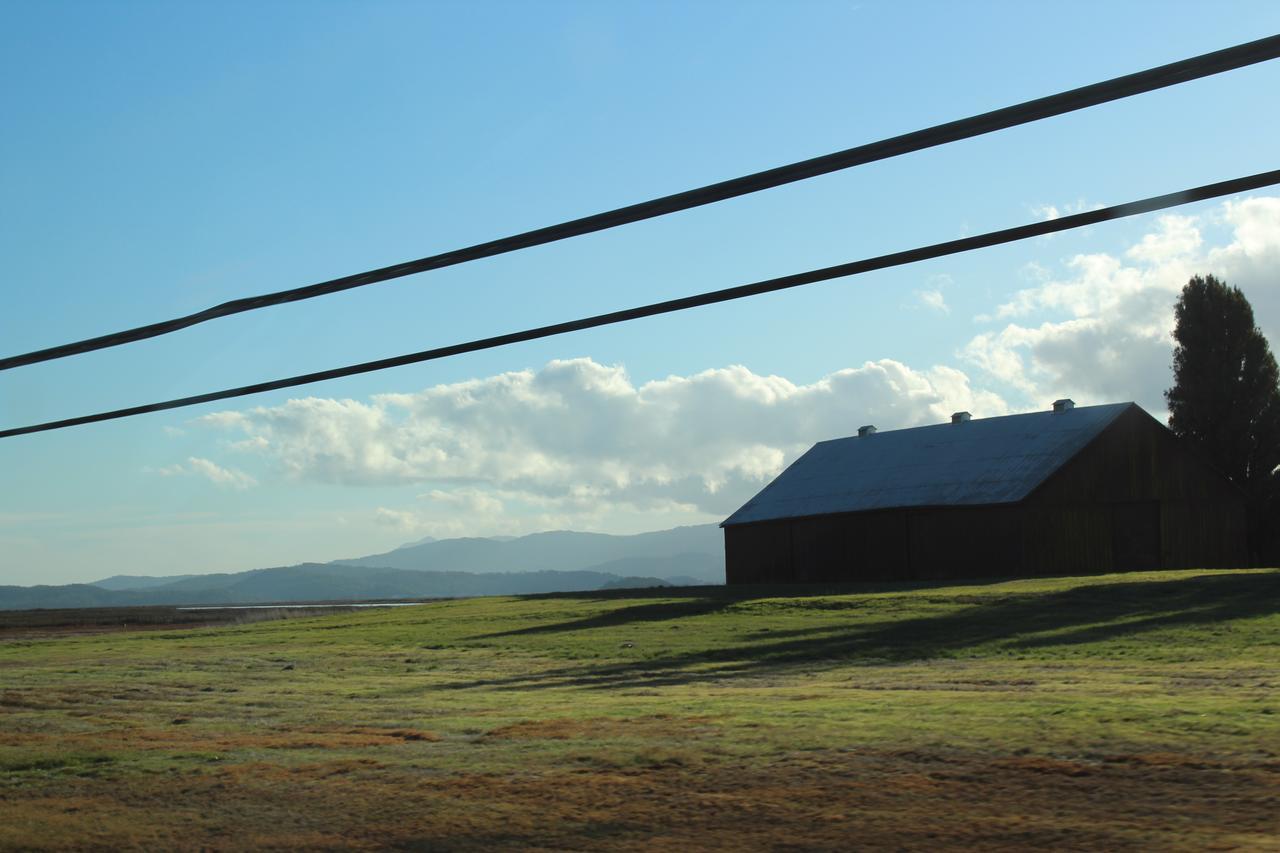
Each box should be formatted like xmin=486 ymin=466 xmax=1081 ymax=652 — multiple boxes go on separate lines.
xmin=472 ymin=597 xmax=739 ymax=639
xmin=475 ymin=577 xmax=1011 ymax=639
xmin=448 ymin=570 xmax=1280 ymax=691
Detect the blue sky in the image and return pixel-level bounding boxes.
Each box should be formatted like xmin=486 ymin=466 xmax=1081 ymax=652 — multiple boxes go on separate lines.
xmin=3 ymin=1 xmax=1279 ymax=584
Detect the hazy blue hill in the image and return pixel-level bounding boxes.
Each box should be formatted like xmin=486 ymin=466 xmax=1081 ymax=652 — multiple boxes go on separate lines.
xmin=169 ymin=564 xmax=440 ymax=603
xmin=392 ymin=535 xmax=437 ymax=551
xmin=8 ymin=524 xmax=728 ymax=611
xmin=0 ymin=563 xmax=713 ymax=610
xmin=92 ymin=574 xmax=203 ymax=591
xmin=337 ymin=525 xmax=723 ymax=576
xmin=599 ymin=576 xmax=673 ymax=589
xmin=171 ymin=564 xmax=631 ymax=602
xmin=575 ymin=552 xmax=722 ymax=582
xmin=132 ymin=570 xmax=269 ymax=595
xmin=88 ymin=525 xmax=726 ymax=594
xmin=0 ymin=584 xmax=137 ymax=610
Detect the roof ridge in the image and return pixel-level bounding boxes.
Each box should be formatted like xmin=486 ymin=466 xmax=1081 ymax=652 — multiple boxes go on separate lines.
xmin=815 ymin=401 xmax=1135 ymax=444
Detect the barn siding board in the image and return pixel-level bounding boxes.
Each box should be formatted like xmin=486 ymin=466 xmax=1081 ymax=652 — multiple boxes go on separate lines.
xmin=791 ymin=516 xmax=832 ymax=583
xmin=724 ymin=522 xmax=792 ymax=584
xmin=908 ymin=507 xmax=1021 ymax=580
xmin=723 ymin=403 xmax=1247 ymax=584
xmin=1161 ymin=502 xmax=1249 ymax=569
xmin=1111 ymin=502 xmax=1161 ymax=571
xmin=857 ymin=511 xmax=911 ymax=580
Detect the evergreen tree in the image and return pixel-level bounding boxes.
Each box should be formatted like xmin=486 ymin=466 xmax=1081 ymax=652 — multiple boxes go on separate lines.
xmin=1165 ymin=274 xmax=1280 ymax=564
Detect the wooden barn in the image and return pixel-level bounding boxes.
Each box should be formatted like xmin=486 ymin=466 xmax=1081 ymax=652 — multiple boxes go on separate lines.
xmin=722 ymin=400 xmax=1247 ymax=584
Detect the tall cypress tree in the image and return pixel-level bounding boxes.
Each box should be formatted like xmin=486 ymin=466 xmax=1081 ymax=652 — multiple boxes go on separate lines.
xmin=1165 ymin=274 xmax=1280 ymax=564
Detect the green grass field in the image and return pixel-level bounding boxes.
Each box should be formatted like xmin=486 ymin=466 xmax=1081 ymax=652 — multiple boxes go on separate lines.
xmin=2 ymin=569 xmax=1279 ymax=850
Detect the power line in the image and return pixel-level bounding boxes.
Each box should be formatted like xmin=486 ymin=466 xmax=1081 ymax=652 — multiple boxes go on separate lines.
xmin=4 ymin=168 xmax=1277 ymax=440
xmin=3 ymin=35 xmax=1279 ymax=373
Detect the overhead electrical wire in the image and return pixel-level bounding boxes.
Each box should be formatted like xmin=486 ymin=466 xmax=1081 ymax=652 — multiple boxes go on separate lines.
xmin=2 ymin=34 xmax=1279 ymax=372
xmin=3 ymin=169 xmax=1277 ymax=440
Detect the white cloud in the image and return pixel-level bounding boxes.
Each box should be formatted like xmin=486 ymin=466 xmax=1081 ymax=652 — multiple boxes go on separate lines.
xmin=1125 ymin=214 xmax=1201 ymax=264
xmin=373 ymin=503 xmax=578 ymax=540
xmin=1032 ymin=204 xmax=1061 ymax=222
xmin=199 ymin=357 xmax=1005 ymax=519
xmin=962 ymin=196 xmax=1280 ymax=414
xmin=418 ymin=488 xmax=506 ymax=516
xmin=374 ymin=507 xmax=423 ymax=531
xmin=150 ymin=457 xmax=258 ymax=490
xmin=1030 ymin=198 xmax=1104 ymax=224
xmin=917 ymin=289 xmax=949 ymax=313
xmin=171 ymin=197 xmax=1280 ymax=538
xmin=914 ymin=273 xmax=952 ymax=314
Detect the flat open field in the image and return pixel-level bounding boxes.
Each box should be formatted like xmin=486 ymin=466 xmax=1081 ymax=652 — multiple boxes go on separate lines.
xmin=0 ymin=605 xmax=401 ymax=641
xmin=2 ymin=569 xmax=1278 ymax=851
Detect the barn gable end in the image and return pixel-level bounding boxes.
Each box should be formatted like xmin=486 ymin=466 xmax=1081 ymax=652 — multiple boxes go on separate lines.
xmin=1025 ymin=405 xmax=1247 ymax=571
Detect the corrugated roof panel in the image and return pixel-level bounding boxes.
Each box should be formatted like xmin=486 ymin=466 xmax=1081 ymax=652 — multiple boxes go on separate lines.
xmin=722 ymin=402 xmax=1133 ymax=526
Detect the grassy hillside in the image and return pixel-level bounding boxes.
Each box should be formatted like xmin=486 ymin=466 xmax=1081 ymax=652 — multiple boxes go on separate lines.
xmin=2 ymin=569 xmax=1278 ymax=850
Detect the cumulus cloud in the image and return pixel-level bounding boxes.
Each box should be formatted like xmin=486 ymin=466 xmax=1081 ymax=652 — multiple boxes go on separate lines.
xmin=418 ymin=488 xmax=506 ymax=516
xmin=151 ymin=457 xmax=258 ymax=490
xmin=914 ymin=273 xmax=952 ymax=314
xmin=1125 ymin=214 xmax=1201 ymax=264
xmin=199 ymin=357 xmax=1005 ymax=518
xmin=917 ymin=289 xmax=949 ymax=313
xmin=1032 ymin=204 xmax=1062 ymax=222
xmin=1030 ymin=198 xmax=1104 ymax=225
xmin=373 ymin=501 xmax=580 ymax=539
xmin=374 ymin=507 xmax=424 ymax=531
xmin=964 ymin=196 xmax=1280 ymax=413
xmin=164 ymin=196 xmax=1279 ymax=539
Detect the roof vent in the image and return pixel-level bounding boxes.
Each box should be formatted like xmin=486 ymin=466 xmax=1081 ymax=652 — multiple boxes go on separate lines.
xmin=951 ymin=411 xmax=971 ymax=424
xmin=1052 ymin=398 xmax=1075 ymax=413
xmin=857 ymin=425 xmax=877 ymax=437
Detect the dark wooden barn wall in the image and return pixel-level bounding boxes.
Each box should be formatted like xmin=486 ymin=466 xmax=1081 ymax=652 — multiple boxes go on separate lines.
xmin=724 ymin=407 xmax=1248 ymax=584
xmin=725 ymin=505 xmax=1118 ymax=583
xmin=1030 ymin=406 xmax=1241 ymax=506
xmin=1030 ymin=406 xmax=1248 ymax=570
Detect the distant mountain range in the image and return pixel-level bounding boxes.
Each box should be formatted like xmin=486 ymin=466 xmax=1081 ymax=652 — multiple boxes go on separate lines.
xmin=0 ymin=525 xmax=724 ymax=610
xmin=334 ymin=525 xmax=722 ymax=574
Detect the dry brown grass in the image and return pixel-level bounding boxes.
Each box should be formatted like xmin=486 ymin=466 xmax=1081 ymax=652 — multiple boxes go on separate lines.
xmin=4 ymin=572 xmax=1280 ymax=850
xmin=480 ymin=714 xmax=717 ymax=741
xmin=3 ymin=746 xmax=1277 ymax=851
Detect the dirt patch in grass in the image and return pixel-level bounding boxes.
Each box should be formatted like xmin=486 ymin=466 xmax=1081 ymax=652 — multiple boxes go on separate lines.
xmin=0 ymin=621 xmax=222 ymax=641
xmin=2 ymin=725 xmax=442 ymax=755
xmin=0 ymin=605 xmax=393 ymax=640
xmin=3 ymin=748 xmax=1276 ymax=851
xmin=481 ymin=714 xmax=717 ymax=742
xmin=0 ymin=607 xmax=248 ymax=639
xmin=989 ymin=755 xmax=1096 ymax=776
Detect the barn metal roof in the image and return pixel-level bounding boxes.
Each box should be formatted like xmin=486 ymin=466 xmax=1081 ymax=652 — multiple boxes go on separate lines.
xmin=722 ymin=402 xmax=1135 ymax=526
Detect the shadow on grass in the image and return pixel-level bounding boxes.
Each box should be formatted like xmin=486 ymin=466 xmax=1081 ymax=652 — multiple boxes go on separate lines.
xmin=453 ymin=570 xmax=1280 ymax=691
xmin=475 ymin=576 xmax=1011 ymax=639
xmin=472 ymin=597 xmax=739 ymax=638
